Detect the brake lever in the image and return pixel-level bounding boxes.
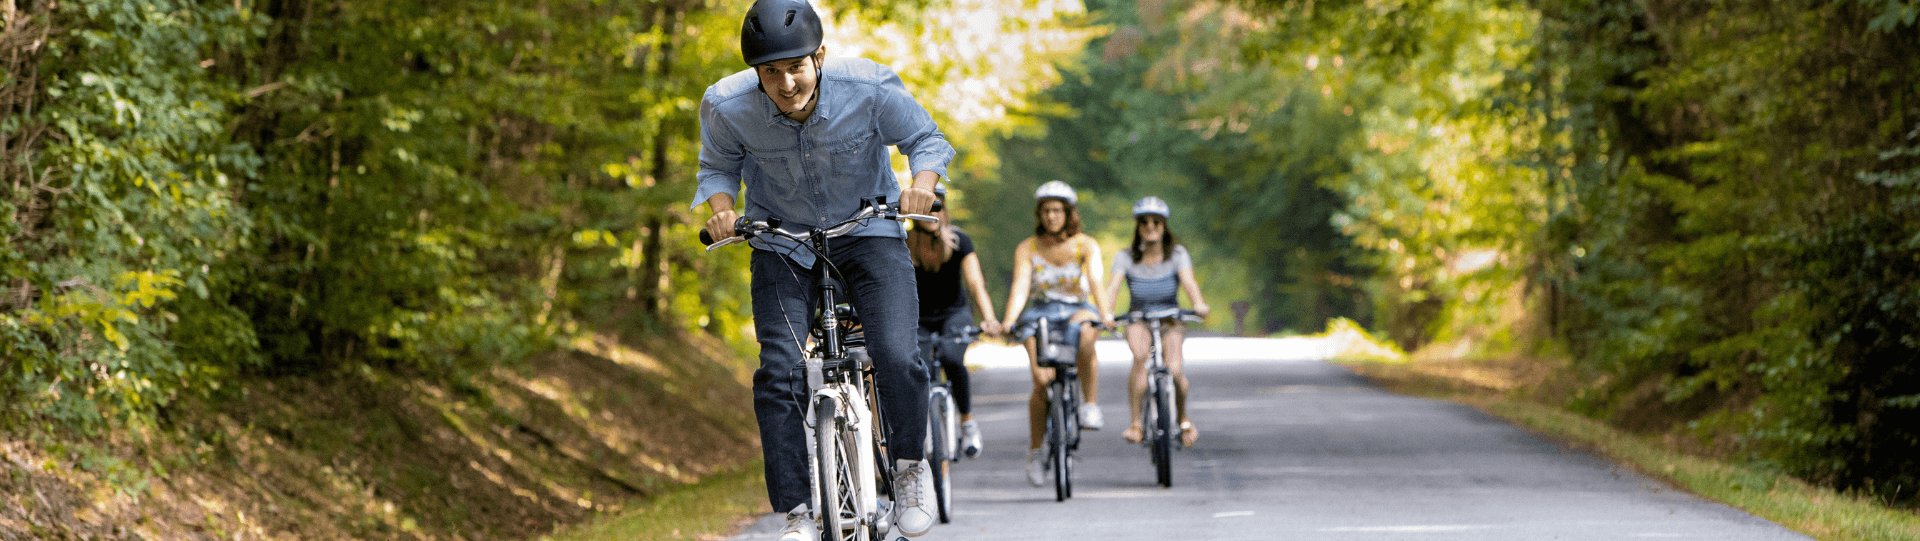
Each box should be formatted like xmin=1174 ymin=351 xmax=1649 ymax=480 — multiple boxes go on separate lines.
xmin=705 ymin=236 xmax=746 ymax=252
xmin=701 ymin=216 xmax=757 ymax=252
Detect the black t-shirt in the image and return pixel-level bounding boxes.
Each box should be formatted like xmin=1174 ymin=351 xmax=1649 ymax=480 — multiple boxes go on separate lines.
xmin=915 ymin=230 xmax=975 ymax=319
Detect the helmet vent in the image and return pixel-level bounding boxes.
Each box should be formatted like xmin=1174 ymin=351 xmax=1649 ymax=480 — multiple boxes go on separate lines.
xmin=748 ymin=16 xmax=763 ymax=33
xmin=784 ymin=10 xmax=796 ymax=27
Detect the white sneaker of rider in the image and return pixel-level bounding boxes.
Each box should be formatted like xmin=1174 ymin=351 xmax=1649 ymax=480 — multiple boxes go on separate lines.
xmin=1080 ymin=403 xmax=1104 ymax=430
xmin=892 ymin=459 xmax=937 ymax=537
xmin=1025 ymin=448 xmax=1047 ymax=487
xmin=778 ymin=504 xmax=819 ymax=541
xmin=961 ymin=421 xmax=983 ymax=458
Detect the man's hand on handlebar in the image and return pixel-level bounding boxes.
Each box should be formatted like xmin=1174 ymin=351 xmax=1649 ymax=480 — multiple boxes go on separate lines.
xmin=704 ymin=193 xmax=740 ymax=244
xmin=901 ymin=171 xmax=941 ymax=216
xmin=902 ymin=186 xmax=937 ymax=216
xmin=705 ymin=209 xmax=739 ymax=244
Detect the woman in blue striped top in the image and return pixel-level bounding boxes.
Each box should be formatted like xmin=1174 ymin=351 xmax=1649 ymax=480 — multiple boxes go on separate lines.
xmin=1102 ymin=196 xmax=1211 ymax=447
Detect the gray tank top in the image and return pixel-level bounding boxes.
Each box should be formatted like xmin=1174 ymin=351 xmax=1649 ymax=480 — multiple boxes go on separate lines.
xmin=1112 ymin=245 xmax=1190 ymax=312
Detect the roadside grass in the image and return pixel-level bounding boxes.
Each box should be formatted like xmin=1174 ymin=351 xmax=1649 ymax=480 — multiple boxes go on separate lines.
xmin=539 ymin=461 xmax=768 ymax=541
xmin=1341 ymin=358 xmax=1920 ymax=541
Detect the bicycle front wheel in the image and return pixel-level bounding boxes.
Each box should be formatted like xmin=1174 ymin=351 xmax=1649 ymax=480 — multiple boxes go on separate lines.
xmin=1151 ymin=373 xmax=1175 ymax=487
xmin=815 ymin=397 xmax=847 ymax=539
xmin=928 ymin=390 xmax=956 ymax=523
xmin=1051 ymin=386 xmax=1073 ymax=501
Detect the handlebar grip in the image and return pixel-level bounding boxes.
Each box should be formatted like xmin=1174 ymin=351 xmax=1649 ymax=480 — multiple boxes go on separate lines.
xmin=699 ymin=229 xmax=715 ymax=246
xmin=930 ymin=199 xmax=943 ymax=213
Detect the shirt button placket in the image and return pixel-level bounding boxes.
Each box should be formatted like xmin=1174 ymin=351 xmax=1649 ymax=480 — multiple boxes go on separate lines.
xmin=809 ymin=148 xmax=819 ymax=198
xmin=804 ymin=142 xmax=826 ymax=225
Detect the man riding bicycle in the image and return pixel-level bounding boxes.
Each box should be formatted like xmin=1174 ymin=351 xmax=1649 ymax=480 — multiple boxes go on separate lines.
xmin=694 ymin=1 xmax=951 ymax=538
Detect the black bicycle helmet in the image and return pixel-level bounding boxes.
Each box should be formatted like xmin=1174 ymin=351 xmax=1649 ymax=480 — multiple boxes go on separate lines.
xmin=740 ymin=0 xmax=824 ymax=66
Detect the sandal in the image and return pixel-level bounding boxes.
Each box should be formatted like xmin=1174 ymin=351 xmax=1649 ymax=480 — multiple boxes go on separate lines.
xmin=1179 ymin=421 xmax=1198 ymax=447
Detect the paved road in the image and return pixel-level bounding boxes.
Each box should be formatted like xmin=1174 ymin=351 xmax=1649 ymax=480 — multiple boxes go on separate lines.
xmin=732 ymin=338 xmax=1810 ymax=540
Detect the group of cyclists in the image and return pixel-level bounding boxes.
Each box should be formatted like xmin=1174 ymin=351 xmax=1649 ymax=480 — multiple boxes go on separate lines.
xmin=695 ymin=1 xmax=1210 ymax=539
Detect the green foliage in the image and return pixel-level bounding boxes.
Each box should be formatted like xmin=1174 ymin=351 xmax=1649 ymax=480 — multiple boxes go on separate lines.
xmin=983 ymin=0 xmax=1373 ymax=334
xmin=1519 ymin=0 xmax=1920 ymax=500
xmin=4 ymin=0 xmax=262 ymax=427
xmin=2 ymin=0 xmax=760 ymax=428
xmin=2 ymin=0 xmax=1090 ymax=445
xmin=1220 ymin=0 xmax=1920 ymax=503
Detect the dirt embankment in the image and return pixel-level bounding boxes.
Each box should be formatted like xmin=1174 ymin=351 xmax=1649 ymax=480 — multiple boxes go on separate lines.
xmin=1 ymin=330 xmax=759 ymax=541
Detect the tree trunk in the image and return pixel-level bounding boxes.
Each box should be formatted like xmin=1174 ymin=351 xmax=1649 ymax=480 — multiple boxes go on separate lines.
xmin=635 ymin=1 xmax=683 ymax=323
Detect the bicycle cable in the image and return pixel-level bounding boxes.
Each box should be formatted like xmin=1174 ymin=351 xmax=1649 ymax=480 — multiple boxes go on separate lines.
xmin=763 ymin=215 xmax=869 ymax=406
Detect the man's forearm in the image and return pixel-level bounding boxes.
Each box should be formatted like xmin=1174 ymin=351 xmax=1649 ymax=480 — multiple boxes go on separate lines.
xmin=706 ymin=192 xmax=736 ymax=213
xmin=912 ymin=170 xmax=940 ymax=191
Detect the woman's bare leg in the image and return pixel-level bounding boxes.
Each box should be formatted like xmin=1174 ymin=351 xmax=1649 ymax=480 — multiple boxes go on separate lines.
xmin=1025 ymin=337 xmax=1052 ymax=450
xmin=1077 ymin=321 xmax=1100 ymax=404
xmin=1123 ymin=323 xmax=1151 ymax=442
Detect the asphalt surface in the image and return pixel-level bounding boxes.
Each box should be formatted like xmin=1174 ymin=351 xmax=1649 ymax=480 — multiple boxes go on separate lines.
xmin=730 ymin=337 xmax=1811 ymax=540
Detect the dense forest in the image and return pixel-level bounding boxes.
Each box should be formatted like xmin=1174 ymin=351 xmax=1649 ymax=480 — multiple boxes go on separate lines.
xmin=4 ymin=0 xmax=1917 ymax=517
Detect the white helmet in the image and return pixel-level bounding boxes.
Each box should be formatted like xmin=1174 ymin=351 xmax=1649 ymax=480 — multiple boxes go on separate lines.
xmin=1034 ymin=180 xmax=1077 ymax=205
xmin=1132 ymin=196 xmax=1170 ymax=218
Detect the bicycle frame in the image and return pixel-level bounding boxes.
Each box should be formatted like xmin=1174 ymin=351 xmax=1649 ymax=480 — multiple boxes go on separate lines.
xmin=1017 ymin=316 xmax=1084 ymax=501
xmin=1118 ymin=308 xmax=1199 ymax=488
xmin=919 ymin=326 xmax=979 ymax=462
xmin=919 ymin=325 xmax=976 ymax=524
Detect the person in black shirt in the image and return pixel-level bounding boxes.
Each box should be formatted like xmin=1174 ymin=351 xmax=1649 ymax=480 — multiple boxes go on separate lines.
xmin=910 ymin=186 xmax=1003 ymax=457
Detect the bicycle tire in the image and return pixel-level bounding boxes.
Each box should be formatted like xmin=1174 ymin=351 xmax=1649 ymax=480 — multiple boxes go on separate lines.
xmin=815 ymin=397 xmax=847 ymax=540
xmin=1066 ymin=374 xmax=1083 ymax=450
xmin=931 ymin=456 xmax=951 ymax=524
xmin=1142 ymin=373 xmax=1160 ymax=451
xmin=1052 ymin=385 xmax=1072 ymax=502
xmin=1152 ymin=372 xmax=1174 ymax=487
xmin=1064 ymin=376 xmax=1079 ymax=499
xmin=928 ymin=390 xmax=955 ymax=523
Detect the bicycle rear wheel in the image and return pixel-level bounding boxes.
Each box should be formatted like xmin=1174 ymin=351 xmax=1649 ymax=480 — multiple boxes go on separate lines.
xmin=1151 ymin=373 xmax=1175 ymax=487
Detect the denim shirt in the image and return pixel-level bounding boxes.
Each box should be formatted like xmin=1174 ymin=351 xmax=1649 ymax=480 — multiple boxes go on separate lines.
xmin=693 ymin=57 xmax=955 ymax=268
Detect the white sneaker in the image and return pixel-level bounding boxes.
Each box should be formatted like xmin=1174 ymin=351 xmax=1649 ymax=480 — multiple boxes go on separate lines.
xmin=891 ymin=459 xmax=937 ymax=537
xmin=1025 ymin=448 xmax=1047 ymax=487
xmin=1080 ymin=403 xmax=1104 ymax=430
xmin=778 ymin=504 xmax=819 ymax=541
xmin=961 ymin=421 xmax=983 ymax=458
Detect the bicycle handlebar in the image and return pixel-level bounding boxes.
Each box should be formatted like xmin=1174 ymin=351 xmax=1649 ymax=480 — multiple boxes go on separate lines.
xmin=1010 ymin=318 xmax=1095 ymax=341
xmin=1114 ymin=308 xmax=1203 ymax=325
xmin=699 ymin=198 xmax=941 ymax=250
xmin=934 ymin=325 xmax=983 ymax=344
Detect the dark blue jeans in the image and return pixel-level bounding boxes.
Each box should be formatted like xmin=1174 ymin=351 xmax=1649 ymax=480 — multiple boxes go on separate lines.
xmin=751 ymin=235 xmax=927 ymax=513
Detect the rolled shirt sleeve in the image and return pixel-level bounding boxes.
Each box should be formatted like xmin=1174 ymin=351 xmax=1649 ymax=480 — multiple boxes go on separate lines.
xmin=874 ymin=67 xmax=954 ymax=181
xmin=692 ymin=86 xmax=746 ymax=209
